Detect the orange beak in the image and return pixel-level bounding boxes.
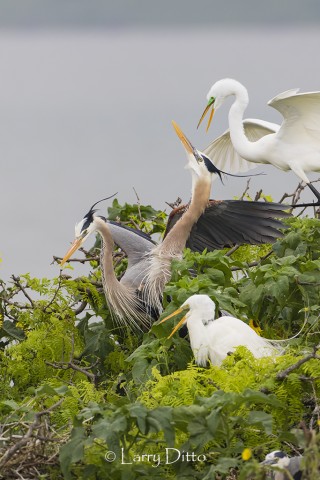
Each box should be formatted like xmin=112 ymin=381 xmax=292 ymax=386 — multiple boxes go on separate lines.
xmin=171 ymin=120 xmax=195 ymax=155
xmin=60 ymin=237 xmax=84 ymax=267
xmin=159 ymin=305 xmax=189 ymax=338
xmin=197 ymin=98 xmax=215 ymax=132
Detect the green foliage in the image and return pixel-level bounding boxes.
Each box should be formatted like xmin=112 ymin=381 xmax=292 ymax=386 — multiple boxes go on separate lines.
xmin=107 ymin=198 xmax=167 ymax=235
xmin=0 ymin=201 xmax=319 ymax=479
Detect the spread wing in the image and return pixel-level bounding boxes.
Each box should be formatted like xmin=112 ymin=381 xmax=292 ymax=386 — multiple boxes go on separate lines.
xmin=164 ymin=200 xmax=290 ymax=252
xmin=203 ymin=119 xmax=279 ymax=174
xmin=268 ymin=89 xmax=320 ymax=144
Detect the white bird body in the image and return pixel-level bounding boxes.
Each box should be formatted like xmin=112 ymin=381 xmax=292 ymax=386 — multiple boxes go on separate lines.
xmin=189 ymin=315 xmax=277 ymax=367
xmin=200 ymin=78 xmax=320 ymax=199
xmin=161 ymin=294 xmax=279 ymax=367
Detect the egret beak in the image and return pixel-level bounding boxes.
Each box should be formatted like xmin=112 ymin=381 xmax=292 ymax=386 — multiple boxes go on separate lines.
xmin=197 ymin=98 xmax=215 ymax=131
xmin=60 ymin=237 xmax=85 ymax=267
xmin=159 ymin=305 xmax=189 ymax=338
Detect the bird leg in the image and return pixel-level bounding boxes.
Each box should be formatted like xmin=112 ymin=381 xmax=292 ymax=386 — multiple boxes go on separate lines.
xmin=291 ymin=183 xmax=320 ymax=207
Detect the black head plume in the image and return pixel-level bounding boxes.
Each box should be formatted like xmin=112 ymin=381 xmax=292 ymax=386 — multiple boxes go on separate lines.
xmin=202 ymin=154 xmax=265 ymax=182
xmin=81 ymin=193 xmax=117 ymax=232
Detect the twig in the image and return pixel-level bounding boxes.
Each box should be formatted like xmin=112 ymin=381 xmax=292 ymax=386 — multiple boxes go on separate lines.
xmin=44 ymin=334 xmax=98 ymax=384
xmin=74 ymin=301 xmax=87 ymax=315
xmin=239 ymin=179 xmax=251 ymax=200
xmin=0 ymin=398 xmax=64 ymax=468
xmin=165 ymin=197 xmax=182 ymax=210
xmin=254 ymin=189 xmax=262 ymax=201
xmin=45 ymin=360 xmax=98 ymax=384
xmin=133 ymin=187 xmax=143 ymax=221
xmin=276 ymin=344 xmax=320 ymax=380
xmin=11 ymin=276 xmax=34 ymax=307
xmin=52 ymin=255 xmax=100 ymax=265
xmin=225 ymin=245 xmax=240 ymax=257
xmin=42 ymin=271 xmax=63 ymax=313
xmin=230 ymin=250 xmax=273 ymax=271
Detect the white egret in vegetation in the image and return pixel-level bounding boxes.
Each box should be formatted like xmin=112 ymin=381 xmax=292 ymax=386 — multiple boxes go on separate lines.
xmin=160 ymin=294 xmax=280 ymax=366
xmin=198 ymin=78 xmax=320 ymax=205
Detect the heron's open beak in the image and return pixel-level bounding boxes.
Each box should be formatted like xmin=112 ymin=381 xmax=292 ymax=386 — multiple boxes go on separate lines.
xmin=60 ymin=237 xmax=85 ymax=267
xmin=197 ymin=98 xmax=215 ymax=132
xmin=172 ymin=120 xmax=204 ymax=165
xmin=172 ymin=120 xmax=195 ymax=155
xmin=159 ymin=305 xmax=189 ymax=338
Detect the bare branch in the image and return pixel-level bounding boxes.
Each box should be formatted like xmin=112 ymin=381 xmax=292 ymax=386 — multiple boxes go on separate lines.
xmin=0 ymin=398 xmax=64 ymax=468
xmin=277 ymin=344 xmax=320 ymax=380
xmin=230 ymin=250 xmax=273 ymax=271
xmin=239 ymin=178 xmax=251 ymax=200
xmin=133 ymin=186 xmax=143 ymax=222
xmin=45 ymin=360 xmax=98 ymax=384
xmin=225 ymin=245 xmax=240 ymax=257
xmin=11 ymin=276 xmax=34 ymax=307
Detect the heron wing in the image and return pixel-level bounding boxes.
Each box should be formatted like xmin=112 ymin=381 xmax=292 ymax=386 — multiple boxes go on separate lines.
xmin=268 ymin=89 xmax=320 ymax=143
xmin=164 ymin=200 xmax=290 ymax=252
xmin=202 ymin=119 xmax=279 ymax=174
xmin=107 ymin=220 xmax=155 ymax=267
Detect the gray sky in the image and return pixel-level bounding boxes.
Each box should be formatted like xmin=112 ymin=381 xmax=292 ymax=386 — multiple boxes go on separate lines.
xmin=1 ymin=1 xmax=320 ymax=28
xmin=1 ymin=3 xmax=320 ymax=282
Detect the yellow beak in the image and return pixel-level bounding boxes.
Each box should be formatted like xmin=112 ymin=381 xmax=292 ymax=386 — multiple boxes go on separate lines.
xmin=159 ymin=305 xmax=189 ymax=338
xmin=60 ymin=237 xmax=84 ymax=267
xmin=197 ymin=99 xmax=215 ymax=132
xmin=171 ymin=120 xmax=195 ymax=155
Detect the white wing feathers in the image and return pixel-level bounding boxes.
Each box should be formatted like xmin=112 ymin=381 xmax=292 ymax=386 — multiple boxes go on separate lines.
xmin=268 ymin=90 xmax=320 ymax=143
xmin=203 ymin=119 xmax=279 ymax=174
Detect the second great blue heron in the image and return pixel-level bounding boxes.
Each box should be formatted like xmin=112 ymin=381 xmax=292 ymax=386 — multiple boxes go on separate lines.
xmin=60 ymin=123 xmax=290 ymax=330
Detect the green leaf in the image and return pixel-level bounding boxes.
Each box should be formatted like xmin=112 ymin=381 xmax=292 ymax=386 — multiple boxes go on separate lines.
xmin=59 ymin=427 xmax=87 ymax=479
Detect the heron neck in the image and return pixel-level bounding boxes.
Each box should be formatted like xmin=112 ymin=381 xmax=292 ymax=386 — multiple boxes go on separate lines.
xmin=94 ymin=218 xmax=119 ymax=287
xmin=162 ymin=175 xmax=211 ymax=254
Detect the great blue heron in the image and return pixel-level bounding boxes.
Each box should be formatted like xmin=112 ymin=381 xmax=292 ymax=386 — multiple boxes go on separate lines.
xmin=197 ymin=78 xmax=320 ymax=205
xmin=60 ymin=122 xmax=290 ymax=330
xmin=262 ymin=450 xmax=303 ymax=480
xmin=160 ymin=294 xmax=280 ymax=366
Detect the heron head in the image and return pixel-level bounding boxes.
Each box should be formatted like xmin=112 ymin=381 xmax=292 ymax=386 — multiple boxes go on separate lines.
xmin=261 ymin=451 xmax=289 ymax=466
xmin=60 ymin=194 xmax=116 ymax=267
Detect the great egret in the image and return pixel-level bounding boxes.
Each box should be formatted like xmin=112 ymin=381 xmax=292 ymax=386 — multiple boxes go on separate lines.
xmin=60 ymin=123 xmax=289 ymax=329
xmin=262 ymin=450 xmax=303 ymax=480
xmin=160 ymin=294 xmax=280 ymax=366
xmin=198 ymin=78 xmax=320 ymax=205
